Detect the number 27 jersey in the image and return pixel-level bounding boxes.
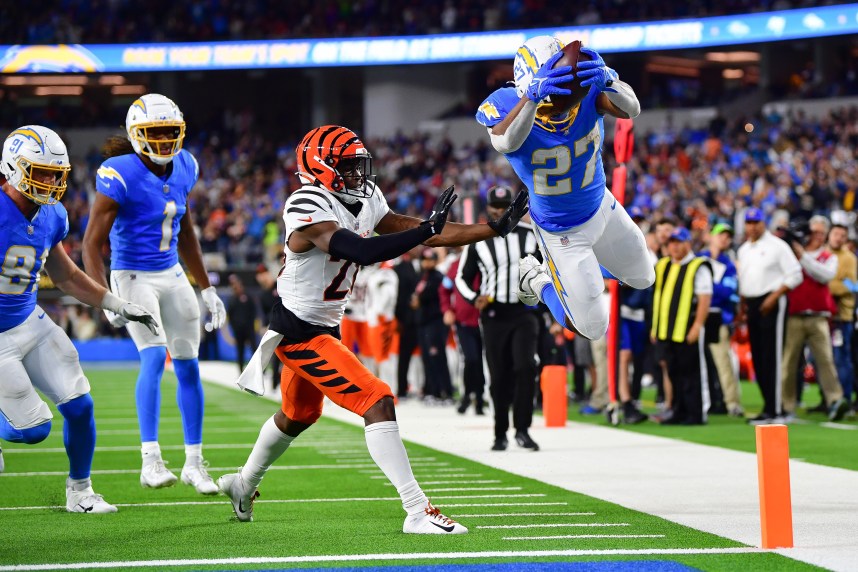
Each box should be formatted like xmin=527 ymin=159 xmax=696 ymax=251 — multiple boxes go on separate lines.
xmin=476 ymin=86 xmax=606 ymax=232
xmin=278 ymin=183 xmax=390 ymax=328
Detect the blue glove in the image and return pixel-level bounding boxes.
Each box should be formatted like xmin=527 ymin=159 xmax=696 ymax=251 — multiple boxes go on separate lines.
xmin=526 ymin=51 xmax=575 ymax=103
xmin=576 ymin=47 xmax=605 ymax=70
xmin=843 ymin=278 xmax=858 ymax=293
xmin=577 ymin=64 xmax=619 ymax=92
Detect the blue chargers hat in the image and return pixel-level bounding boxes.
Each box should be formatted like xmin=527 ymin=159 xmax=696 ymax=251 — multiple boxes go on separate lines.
xmin=668 ymin=227 xmax=691 ymax=242
xmin=628 ymin=206 xmax=645 ymax=220
xmin=745 ymin=207 xmax=764 ymax=222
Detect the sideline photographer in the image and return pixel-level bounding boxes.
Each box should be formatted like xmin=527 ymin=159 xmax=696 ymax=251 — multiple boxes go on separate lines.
xmin=779 ymin=215 xmax=849 ymax=421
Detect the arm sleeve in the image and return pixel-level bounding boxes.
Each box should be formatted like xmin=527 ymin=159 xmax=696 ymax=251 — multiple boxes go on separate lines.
xmin=454 ymin=245 xmax=481 ymax=304
xmin=605 ymin=78 xmax=641 ymax=118
xmin=694 ymin=265 xmax=713 ymax=296
xmin=800 ymin=252 xmax=838 ymax=284
xmin=95 ymin=163 xmax=127 ymax=205
xmin=779 ymin=243 xmax=804 ymax=290
xmin=328 ymin=226 xmax=433 ymax=267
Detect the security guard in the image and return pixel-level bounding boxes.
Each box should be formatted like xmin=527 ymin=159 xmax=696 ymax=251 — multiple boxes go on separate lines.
xmin=651 ymin=227 xmax=714 ymax=425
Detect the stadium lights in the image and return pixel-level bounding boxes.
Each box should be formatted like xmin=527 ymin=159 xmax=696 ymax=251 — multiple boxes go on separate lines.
xmin=2 ymin=75 xmax=89 ymax=85
xmin=722 ymin=68 xmax=746 ymax=79
xmin=705 ymin=51 xmax=761 ymax=62
xmin=34 ymin=86 xmax=84 ymax=96
xmin=110 ymin=84 xmax=146 ymax=95
xmin=98 ymin=75 xmax=126 ymax=85
xmin=645 ymin=63 xmax=700 ymax=77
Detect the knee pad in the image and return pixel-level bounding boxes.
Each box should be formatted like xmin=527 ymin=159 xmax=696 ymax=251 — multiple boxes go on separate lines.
xmin=57 ymin=393 xmax=94 ymax=421
xmin=169 ymin=338 xmax=198 ymax=360
xmin=20 ymin=421 xmax=52 ymax=444
xmin=625 ymin=268 xmax=656 ymax=290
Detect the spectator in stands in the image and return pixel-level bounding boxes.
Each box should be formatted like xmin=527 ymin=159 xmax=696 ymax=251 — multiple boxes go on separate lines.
xmin=226 ymin=274 xmax=258 ymax=374
xmin=699 ymin=223 xmax=743 ymax=417
xmin=827 ymin=224 xmax=857 ymax=405
xmin=393 ymin=248 xmax=422 ymax=398
xmin=737 ymin=208 xmax=803 ymax=425
xmin=254 ymin=264 xmax=281 ymax=389
xmin=780 ymin=216 xmax=849 ymax=422
xmin=651 ymin=227 xmax=713 ymax=425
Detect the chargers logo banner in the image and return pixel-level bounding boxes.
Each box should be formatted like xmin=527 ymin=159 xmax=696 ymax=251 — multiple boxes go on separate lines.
xmin=0 ymin=44 xmax=104 ymax=73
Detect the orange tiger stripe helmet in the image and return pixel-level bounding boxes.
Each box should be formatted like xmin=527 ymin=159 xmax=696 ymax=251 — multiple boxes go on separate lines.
xmin=296 ymin=125 xmax=374 ymax=201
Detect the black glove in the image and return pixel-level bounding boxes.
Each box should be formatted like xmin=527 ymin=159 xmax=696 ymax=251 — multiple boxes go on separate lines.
xmin=422 ymin=185 xmax=457 ymax=236
xmin=488 ymin=190 xmax=529 ymax=237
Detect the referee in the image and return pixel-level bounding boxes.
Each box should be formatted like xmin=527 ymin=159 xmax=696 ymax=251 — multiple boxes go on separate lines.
xmin=737 ymin=208 xmax=802 ymax=424
xmin=456 ymin=186 xmax=542 ymax=452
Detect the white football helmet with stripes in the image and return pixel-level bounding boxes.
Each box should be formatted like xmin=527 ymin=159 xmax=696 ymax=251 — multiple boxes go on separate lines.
xmin=513 ymin=36 xmax=564 ymax=99
xmin=0 ymin=125 xmax=70 ymax=205
xmin=126 ymin=93 xmax=186 ymax=166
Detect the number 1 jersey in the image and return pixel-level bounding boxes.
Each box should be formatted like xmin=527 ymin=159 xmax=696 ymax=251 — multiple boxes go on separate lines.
xmin=476 ymin=86 xmax=606 ymax=232
xmin=95 ymin=150 xmax=199 ymax=271
xmin=279 ymin=183 xmax=390 ymax=327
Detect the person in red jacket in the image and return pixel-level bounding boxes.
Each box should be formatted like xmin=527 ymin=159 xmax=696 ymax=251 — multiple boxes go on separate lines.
xmin=440 ymin=252 xmax=486 ymax=415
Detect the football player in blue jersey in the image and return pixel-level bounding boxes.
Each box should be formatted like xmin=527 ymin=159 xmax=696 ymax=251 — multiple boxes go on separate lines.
xmin=0 ymin=125 xmax=159 ymax=512
xmin=476 ymin=36 xmax=655 ymax=340
xmin=82 ymin=94 xmax=226 ymax=494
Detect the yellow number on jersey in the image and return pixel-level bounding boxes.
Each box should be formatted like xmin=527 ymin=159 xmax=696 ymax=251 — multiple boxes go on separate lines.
xmin=574 ymin=124 xmax=602 ymax=188
xmin=532 ymin=146 xmax=572 ymax=196
xmin=0 ymin=245 xmax=48 ymax=295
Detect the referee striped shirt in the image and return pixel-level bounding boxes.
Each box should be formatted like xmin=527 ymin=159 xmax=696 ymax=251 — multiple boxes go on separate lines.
xmin=455 ymin=223 xmax=540 ymax=304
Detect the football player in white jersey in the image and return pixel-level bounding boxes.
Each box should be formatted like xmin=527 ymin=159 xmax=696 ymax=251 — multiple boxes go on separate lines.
xmin=218 ymin=125 xmax=528 ymax=534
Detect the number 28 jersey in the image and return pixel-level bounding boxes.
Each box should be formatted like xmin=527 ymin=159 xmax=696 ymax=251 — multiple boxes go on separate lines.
xmin=476 ymin=86 xmax=606 ymax=232
xmin=95 ymin=150 xmax=199 ymax=271
xmin=278 ymin=183 xmax=390 ymax=328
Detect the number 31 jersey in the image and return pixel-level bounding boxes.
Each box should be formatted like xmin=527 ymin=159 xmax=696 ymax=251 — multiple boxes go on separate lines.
xmin=95 ymin=150 xmax=199 ymax=271
xmin=0 ymin=192 xmax=68 ymax=332
xmin=476 ymin=86 xmax=606 ymax=232
xmin=278 ymin=182 xmax=390 ymax=328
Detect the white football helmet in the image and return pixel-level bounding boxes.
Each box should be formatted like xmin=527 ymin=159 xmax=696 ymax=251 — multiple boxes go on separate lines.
xmin=1 ymin=125 xmax=70 ymax=205
xmin=126 ymin=93 xmax=186 ymax=165
xmin=513 ymin=35 xmax=564 ymax=99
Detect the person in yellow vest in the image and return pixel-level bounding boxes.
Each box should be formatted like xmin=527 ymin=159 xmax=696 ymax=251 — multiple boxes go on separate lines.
xmin=650 ymin=227 xmax=714 ymax=425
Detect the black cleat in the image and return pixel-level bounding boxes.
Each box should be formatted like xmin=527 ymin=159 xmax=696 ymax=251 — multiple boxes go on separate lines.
xmin=491 ymin=437 xmax=508 ymax=451
xmin=514 ymin=430 xmax=540 ymax=451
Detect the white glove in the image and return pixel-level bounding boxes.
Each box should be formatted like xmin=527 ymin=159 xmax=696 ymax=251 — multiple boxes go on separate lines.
xmin=103 ymin=308 xmax=129 ymax=328
xmin=101 ymin=291 xmax=160 ymax=335
xmin=201 ymin=286 xmax=226 ymax=330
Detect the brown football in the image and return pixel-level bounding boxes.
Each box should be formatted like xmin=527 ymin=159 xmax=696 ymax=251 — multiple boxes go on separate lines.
xmin=546 ymin=40 xmax=593 ymax=115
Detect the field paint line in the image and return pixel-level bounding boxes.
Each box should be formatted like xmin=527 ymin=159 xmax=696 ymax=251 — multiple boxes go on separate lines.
xmin=384 ymin=480 xmax=501 ymax=485
xmin=0 ymin=547 xmax=770 ymax=571
xmin=422 ymin=487 xmax=522 ymax=492
xmin=0 ymin=494 xmax=547 ymax=512
xmin=477 ymin=523 xmax=630 ymax=529
xmin=441 ymin=502 xmax=567 ymax=507
xmin=374 ymin=474 xmax=484 ymax=480
xmin=504 ymin=534 xmax=667 ymax=540
xmin=452 ymin=512 xmax=596 ymax=518
xmin=3 ymin=443 xmax=263 ymax=454
xmin=819 ymin=422 xmax=858 ymax=431
xmin=0 ymin=462 xmax=452 ymax=477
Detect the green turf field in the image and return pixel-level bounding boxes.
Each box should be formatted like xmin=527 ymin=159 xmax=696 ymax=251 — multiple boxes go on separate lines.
xmin=0 ymin=370 xmax=822 ymax=572
xmin=567 ymin=381 xmax=858 ymax=471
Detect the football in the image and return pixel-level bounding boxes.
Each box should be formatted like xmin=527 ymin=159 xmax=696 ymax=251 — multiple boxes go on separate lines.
xmin=546 ymin=40 xmax=593 ymax=115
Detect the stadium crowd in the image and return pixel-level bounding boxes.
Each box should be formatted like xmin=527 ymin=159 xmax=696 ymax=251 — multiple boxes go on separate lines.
xmin=5 ymin=0 xmax=852 ymax=44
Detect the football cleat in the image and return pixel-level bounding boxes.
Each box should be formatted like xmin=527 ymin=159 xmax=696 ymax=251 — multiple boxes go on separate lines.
xmin=140 ymin=458 xmax=178 ymax=488
xmin=66 ymin=483 xmax=117 ymax=514
xmin=181 ymin=460 xmax=219 ymax=495
xmin=518 ymin=254 xmax=551 ymax=306
xmin=403 ymin=502 xmax=468 ymax=534
xmin=218 ymin=471 xmax=259 ymax=522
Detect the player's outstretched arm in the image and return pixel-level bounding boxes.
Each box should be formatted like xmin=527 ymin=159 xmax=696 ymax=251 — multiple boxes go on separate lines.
xmin=176 ymin=211 xmax=226 ymax=330
xmin=44 ymin=243 xmax=160 ymax=335
xmin=577 ymin=47 xmax=640 ymax=119
xmin=81 ymin=193 xmax=119 ymax=289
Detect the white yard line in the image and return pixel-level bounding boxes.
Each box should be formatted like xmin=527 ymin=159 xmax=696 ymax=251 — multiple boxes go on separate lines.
xmin=504 ymin=534 xmax=666 ymax=541
xmin=197 ymin=361 xmax=858 ymax=572
xmin=477 ymin=523 xmax=630 ymax=529
xmin=453 ymin=513 xmax=596 ymax=518
xmin=0 ymin=547 xmax=769 ymax=571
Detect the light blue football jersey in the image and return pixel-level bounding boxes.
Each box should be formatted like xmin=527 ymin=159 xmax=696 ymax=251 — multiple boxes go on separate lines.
xmin=476 ymin=86 xmax=606 ymax=232
xmin=96 ymin=150 xmax=199 ymax=271
xmin=0 ymin=191 xmax=68 ymax=332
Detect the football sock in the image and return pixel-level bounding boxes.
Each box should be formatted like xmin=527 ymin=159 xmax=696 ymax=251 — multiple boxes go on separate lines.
xmin=57 ymin=394 xmax=96 ymax=480
xmin=141 ymin=441 xmax=161 ymax=464
xmin=541 ymin=283 xmax=570 ymax=329
xmin=136 ymin=347 xmax=167 ymax=443
xmin=173 ymin=358 xmax=204 ymax=446
xmin=0 ymin=415 xmax=51 ymax=444
xmin=364 ymin=421 xmax=428 ymax=515
xmin=241 ymin=416 xmax=294 ymax=489
xmin=67 ymin=477 xmax=92 ymax=491
xmin=184 ymin=443 xmax=202 ymax=465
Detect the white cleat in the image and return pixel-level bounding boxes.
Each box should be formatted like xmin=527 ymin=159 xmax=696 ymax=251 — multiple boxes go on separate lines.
xmin=518 ymin=254 xmax=551 ymax=306
xmin=217 ymin=471 xmax=259 ymax=522
xmin=181 ymin=460 xmax=219 ymax=495
xmin=140 ymin=458 xmax=178 ymax=488
xmin=66 ymin=484 xmax=117 ymax=514
xmin=403 ymin=501 xmax=468 ymax=534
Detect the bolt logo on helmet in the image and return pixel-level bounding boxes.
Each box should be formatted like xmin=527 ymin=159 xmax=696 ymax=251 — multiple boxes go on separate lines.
xmin=1 ymin=125 xmax=70 ymax=205
xmin=296 ymin=125 xmax=374 ymax=201
xmin=126 ymin=93 xmax=186 ymax=166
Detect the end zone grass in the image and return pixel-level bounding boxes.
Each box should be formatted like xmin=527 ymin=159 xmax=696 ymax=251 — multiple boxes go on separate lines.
xmin=0 ymin=370 xmax=820 ymax=572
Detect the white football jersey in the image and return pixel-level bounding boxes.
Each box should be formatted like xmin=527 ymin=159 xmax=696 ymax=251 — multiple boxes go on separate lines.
xmin=344 ymin=264 xmax=372 ymax=323
xmin=278 ymin=182 xmax=390 ymax=327
xmin=365 ymin=264 xmax=399 ymax=327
